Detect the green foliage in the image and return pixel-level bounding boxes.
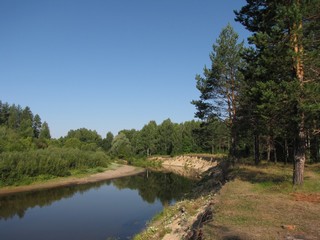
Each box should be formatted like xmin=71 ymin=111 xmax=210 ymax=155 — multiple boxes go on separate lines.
xmin=64 ymin=137 xmax=82 ymax=149
xmin=231 ymin=0 xmax=320 ymax=169
xmin=192 ymin=24 xmax=245 ymax=158
xmin=66 ymin=128 xmax=102 ymax=145
xmin=191 ymin=23 xmax=244 ymax=120
xmin=127 ymin=157 xmax=162 ymax=168
xmin=32 ymin=114 xmax=42 ymax=138
xmin=0 ymin=148 xmax=110 ymax=186
xmin=101 ymin=131 xmax=114 ymax=152
xmin=39 ymin=121 xmax=51 ymax=139
xmin=110 ymin=133 xmax=132 ymax=158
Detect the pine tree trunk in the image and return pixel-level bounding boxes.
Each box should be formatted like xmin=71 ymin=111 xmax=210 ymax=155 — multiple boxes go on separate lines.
xmin=274 ymin=142 xmax=277 ymax=163
xmin=254 ymin=134 xmax=260 ymax=165
xmin=292 ymin=7 xmax=306 ymax=185
xmin=284 ymin=139 xmax=289 ymax=165
xmin=294 ymin=115 xmax=306 ymax=185
xmin=230 ymin=131 xmax=236 ymax=158
xmin=267 ymin=135 xmax=271 ymax=162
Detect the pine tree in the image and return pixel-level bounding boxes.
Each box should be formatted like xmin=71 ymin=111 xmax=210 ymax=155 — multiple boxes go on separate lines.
xmin=235 ymin=0 xmax=320 ymax=184
xmin=39 ymin=122 xmax=51 ymax=140
xmin=33 ymin=114 xmax=42 ymax=138
xmin=192 ymin=24 xmax=244 ymax=157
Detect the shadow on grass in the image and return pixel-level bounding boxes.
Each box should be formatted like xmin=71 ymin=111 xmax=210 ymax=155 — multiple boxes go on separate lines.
xmin=202 ymin=223 xmax=251 ymax=240
xmin=184 ymin=161 xmax=233 ymax=239
xmin=233 ymin=168 xmax=288 ymax=184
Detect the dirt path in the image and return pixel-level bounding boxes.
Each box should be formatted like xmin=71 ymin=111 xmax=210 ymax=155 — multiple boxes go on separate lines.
xmin=0 ymin=165 xmax=145 ymax=196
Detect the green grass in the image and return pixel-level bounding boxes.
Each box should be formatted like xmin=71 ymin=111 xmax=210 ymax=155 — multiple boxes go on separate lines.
xmin=127 ymin=157 xmax=162 ymax=168
xmin=0 ymin=165 xmax=115 ymax=188
xmin=232 ymin=162 xmax=320 ymax=194
xmin=1 ymin=174 xmax=57 ymax=187
xmin=202 ymin=162 xmax=320 ymax=240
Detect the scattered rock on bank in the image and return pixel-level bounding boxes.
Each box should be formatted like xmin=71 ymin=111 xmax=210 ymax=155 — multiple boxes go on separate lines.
xmin=136 ymin=159 xmax=230 ymax=240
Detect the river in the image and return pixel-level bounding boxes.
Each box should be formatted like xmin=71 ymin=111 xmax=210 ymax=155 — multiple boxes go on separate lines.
xmin=0 ymin=171 xmax=196 ymax=240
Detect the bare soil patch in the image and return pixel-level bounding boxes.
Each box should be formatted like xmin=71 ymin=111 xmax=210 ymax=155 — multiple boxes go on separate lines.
xmin=292 ymin=193 xmax=320 ymax=203
xmin=150 ymin=155 xmax=218 ymax=178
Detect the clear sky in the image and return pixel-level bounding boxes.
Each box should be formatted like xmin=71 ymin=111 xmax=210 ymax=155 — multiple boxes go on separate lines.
xmin=0 ymin=0 xmax=249 ymax=138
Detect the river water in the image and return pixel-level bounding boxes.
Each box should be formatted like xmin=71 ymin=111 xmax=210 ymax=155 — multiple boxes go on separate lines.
xmin=0 ymin=171 xmax=195 ymax=240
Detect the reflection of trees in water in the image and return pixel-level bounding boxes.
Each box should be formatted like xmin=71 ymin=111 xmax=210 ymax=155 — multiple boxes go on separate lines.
xmin=0 ymin=181 xmax=110 ymax=220
xmin=0 ymin=172 xmax=195 ymax=220
xmin=112 ymin=171 xmax=196 ymax=205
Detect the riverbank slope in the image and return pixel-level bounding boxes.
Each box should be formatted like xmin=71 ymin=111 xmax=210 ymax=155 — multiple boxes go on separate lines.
xmin=0 ymin=164 xmax=145 ymax=196
xmin=135 ymin=160 xmax=320 ymax=240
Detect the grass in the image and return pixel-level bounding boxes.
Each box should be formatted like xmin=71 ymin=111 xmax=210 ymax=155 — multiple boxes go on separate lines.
xmin=134 ymin=207 xmax=175 ymax=240
xmin=133 ymin=159 xmax=320 ymax=240
xmin=127 ymin=157 xmax=162 ymax=169
xmin=134 ymin=190 xmax=215 ymax=240
xmin=202 ymin=162 xmax=320 ymax=240
xmin=0 ymin=162 xmax=122 ymax=188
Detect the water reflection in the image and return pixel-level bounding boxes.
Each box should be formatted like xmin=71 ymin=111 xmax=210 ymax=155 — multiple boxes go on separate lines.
xmin=0 ymin=171 xmax=195 ymax=220
xmin=112 ymin=170 xmax=194 ymax=205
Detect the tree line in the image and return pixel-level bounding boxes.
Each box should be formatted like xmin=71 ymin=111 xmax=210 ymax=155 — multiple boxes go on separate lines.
xmin=0 ymin=101 xmax=231 ymax=157
xmin=0 ymin=100 xmax=230 ymax=185
xmin=107 ymin=118 xmax=228 ymax=158
xmin=0 ymin=101 xmax=110 ymax=185
xmin=192 ymin=0 xmax=320 ymax=185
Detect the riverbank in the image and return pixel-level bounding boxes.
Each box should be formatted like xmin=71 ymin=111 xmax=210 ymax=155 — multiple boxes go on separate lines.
xmin=135 ymin=161 xmax=320 ymax=240
xmin=202 ymin=163 xmax=320 ymax=240
xmin=149 ymin=155 xmax=219 ymax=179
xmin=0 ymin=164 xmax=145 ymax=196
xmin=134 ymin=159 xmax=229 ymax=240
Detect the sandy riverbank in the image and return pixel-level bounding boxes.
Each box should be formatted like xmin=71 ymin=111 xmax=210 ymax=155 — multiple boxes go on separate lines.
xmin=0 ymin=164 xmax=145 ymax=196
xmin=149 ymin=155 xmax=218 ymax=178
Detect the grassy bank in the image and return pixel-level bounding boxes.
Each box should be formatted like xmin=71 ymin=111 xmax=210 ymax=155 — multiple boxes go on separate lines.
xmin=203 ymin=162 xmax=320 ymax=239
xmin=0 ymin=164 xmax=118 ymax=188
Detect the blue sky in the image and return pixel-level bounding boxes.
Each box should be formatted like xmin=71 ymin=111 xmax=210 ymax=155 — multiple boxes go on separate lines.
xmin=0 ymin=0 xmax=249 ymax=138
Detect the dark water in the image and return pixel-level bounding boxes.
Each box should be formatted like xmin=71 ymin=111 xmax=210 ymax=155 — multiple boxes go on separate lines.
xmin=0 ymin=171 xmax=195 ymax=240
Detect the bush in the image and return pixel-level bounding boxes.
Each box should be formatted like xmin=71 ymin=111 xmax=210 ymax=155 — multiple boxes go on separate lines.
xmin=0 ymin=148 xmax=111 ymax=186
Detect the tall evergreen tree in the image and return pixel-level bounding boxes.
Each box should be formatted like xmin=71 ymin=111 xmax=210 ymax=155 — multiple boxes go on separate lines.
xmin=8 ymin=105 xmax=21 ymax=129
xmin=235 ymin=0 xmax=320 ymax=184
xmin=192 ymin=24 xmax=244 ymax=157
xmin=0 ymin=102 xmax=10 ymax=125
xmin=33 ymin=114 xmax=42 ymax=138
xmin=39 ymin=121 xmax=51 ymax=140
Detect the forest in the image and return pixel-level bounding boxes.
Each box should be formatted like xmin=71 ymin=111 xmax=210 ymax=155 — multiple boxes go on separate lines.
xmin=0 ymin=100 xmax=229 ymax=186
xmin=193 ymin=0 xmax=320 ymax=185
xmin=0 ymin=0 xmax=319 ymax=187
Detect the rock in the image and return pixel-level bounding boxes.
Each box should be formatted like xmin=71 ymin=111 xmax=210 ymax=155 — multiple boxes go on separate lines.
xmin=179 ymin=206 xmax=186 ymax=213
